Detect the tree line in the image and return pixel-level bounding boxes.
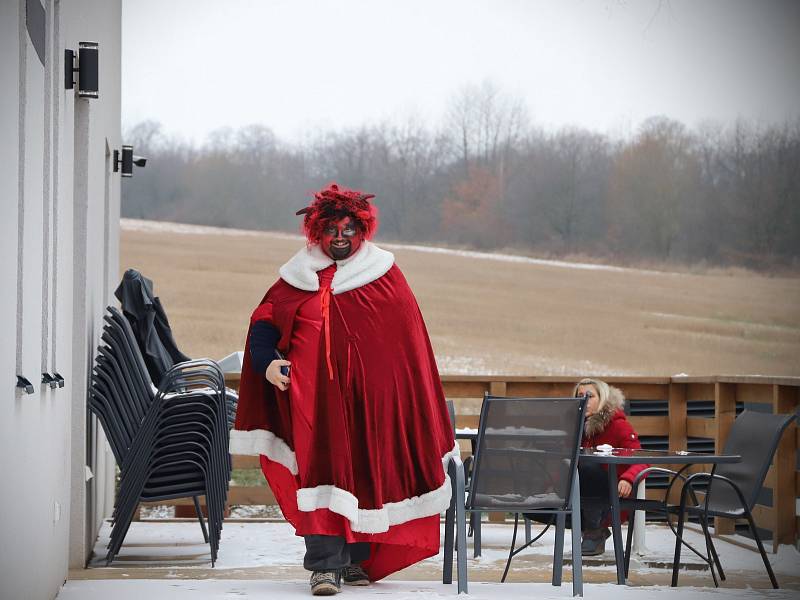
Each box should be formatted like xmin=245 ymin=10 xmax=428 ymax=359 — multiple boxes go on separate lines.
xmin=122 ymin=82 xmax=800 ymax=270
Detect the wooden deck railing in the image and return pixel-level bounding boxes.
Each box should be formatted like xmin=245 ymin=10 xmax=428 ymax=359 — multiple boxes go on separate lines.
xmin=159 ymin=373 xmax=800 ymax=548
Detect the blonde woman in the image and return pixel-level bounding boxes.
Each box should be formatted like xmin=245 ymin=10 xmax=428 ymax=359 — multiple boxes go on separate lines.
xmin=574 ymin=378 xmax=648 ymax=555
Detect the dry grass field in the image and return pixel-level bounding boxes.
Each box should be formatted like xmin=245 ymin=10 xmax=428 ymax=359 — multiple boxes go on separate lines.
xmin=120 ymin=219 xmax=800 ymax=377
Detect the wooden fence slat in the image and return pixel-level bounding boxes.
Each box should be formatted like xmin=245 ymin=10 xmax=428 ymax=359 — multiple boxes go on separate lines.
xmin=687 ymin=383 xmax=715 ymax=402
xmin=232 ymin=455 xmax=262 ymax=469
xmin=504 ymin=382 xmax=574 ymax=397
xmin=455 ymin=414 xmax=480 ymax=429
xmin=736 ymin=383 xmax=775 ymax=404
xmin=489 ymin=381 xmax=507 ymax=397
xmin=442 ymin=381 xmax=489 ymax=398
xmin=714 ymin=382 xmax=737 ymax=535
xmin=668 ymin=383 xmax=688 ymax=504
xmin=772 ymin=384 xmax=798 ymax=550
xmin=629 ymin=415 xmax=670 ymax=436
xmin=762 ymin=465 xmax=800 ymax=494
xmin=615 ymin=383 xmax=670 ymax=401
xmin=686 ymin=417 xmax=716 ymax=439
xmin=751 ymin=504 xmax=775 ymax=533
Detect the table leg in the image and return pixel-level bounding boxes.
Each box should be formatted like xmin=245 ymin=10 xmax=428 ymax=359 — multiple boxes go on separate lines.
xmin=608 ymin=463 xmax=625 ymax=585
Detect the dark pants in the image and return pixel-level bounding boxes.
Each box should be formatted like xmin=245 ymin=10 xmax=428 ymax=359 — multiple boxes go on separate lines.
xmin=303 ymin=535 xmax=371 ymax=572
xmin=578 ymin=461 xmax=611 ymax=531
xmin=524 ymin=462 xmax=610 ymax=532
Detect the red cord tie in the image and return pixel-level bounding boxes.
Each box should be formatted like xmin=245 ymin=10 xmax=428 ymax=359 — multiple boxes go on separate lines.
xmin=320 ymin=285 xmax=333 ymax=380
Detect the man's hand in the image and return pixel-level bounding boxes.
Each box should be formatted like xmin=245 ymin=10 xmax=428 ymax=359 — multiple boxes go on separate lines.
xmin=265 ymin=359 xmax=291 ymax=391
xmin=618 ymin=480 xmax=633 ymax=498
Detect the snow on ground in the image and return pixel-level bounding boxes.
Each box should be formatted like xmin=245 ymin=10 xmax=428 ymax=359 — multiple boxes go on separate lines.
xmin=56 ymin=578 xmax=799 ymax=600
xmin=62 ymin=520 xmax=800 ymax=599
xmin=120 ymin=218 xmax=667 ymax=276
xmin=84 ymin=519 xmax=799 ymax=578
xmin=89 ymin=520 xmax=305 ymax=569
xmin=121 ymin=218 xmax=303 ymax=240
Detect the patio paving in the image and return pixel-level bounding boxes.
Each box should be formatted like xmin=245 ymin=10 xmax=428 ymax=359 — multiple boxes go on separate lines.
xmin=59 ymin=519 xmax=800 ymax=599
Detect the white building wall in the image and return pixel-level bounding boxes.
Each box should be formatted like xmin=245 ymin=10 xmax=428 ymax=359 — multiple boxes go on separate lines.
xmin=0 ymin=1 xmax=121 ymax=599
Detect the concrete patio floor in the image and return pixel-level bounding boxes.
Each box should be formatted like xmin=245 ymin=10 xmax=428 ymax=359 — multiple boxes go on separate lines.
xmin=59 ymin=519 xmax=800 ymax=599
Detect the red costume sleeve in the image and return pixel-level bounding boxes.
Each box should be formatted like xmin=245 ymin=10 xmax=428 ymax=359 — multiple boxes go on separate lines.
xmin=250 ymin=300 xmax=274 ymax=325
xmin=611 ymin=415 xmax=649 ymax=484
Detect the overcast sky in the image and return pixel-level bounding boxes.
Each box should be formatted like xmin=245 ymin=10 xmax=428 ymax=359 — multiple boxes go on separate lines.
xmin=121 ymin=0 xmax=800 ymax=144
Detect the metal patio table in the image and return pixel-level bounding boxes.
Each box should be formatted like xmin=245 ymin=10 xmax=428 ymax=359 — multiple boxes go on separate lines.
xmin=579 ymin=448 xmax=741 ymax=585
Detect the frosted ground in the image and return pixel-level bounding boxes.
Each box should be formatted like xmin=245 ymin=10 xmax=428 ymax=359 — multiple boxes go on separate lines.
xmin=58 ymin=519 xmax=800 ymax=599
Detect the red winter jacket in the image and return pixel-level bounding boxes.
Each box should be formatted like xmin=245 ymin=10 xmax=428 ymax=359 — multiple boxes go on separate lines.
xmin=583 ymin=408 xmax=648 ymax=485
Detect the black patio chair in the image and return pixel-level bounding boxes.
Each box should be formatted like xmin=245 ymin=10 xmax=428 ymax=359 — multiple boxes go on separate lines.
xmin=443 ymin=394 xmax=588 ymax=596
xmin=89 ymin=306 xmax=230 ymax=565
xmin=669 ymin=410 xmax=796 ymax=589
xmin=447 ymin=399 xmax=484 ymax=555
xmin=115 ymin=269 xmax=238 ymax=427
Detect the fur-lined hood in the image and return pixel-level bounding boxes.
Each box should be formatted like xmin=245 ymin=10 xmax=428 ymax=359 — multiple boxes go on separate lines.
xmin=584 ymin=385 xmax=625 ymax=438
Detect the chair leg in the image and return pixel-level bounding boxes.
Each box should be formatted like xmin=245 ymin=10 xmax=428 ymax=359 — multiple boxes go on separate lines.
xmin=455 ymin=491 xmax=468 ymax=593
xmin=551 ymin=513 xmax=565 ymax=587
xmin=443 ymin=482 xmax=455 ymax=584
xmin=699 ymin=516 xmax=719 ymax=587
xmin=624 ymin=509 xmax=635 ymax=578
xmin=446 ymin=457 xmax=468 ymax=594
xmin=706 ymin=531 xmax=725 ymax=582
xmin=193 ymin=496 xmax=210 ymax=543
xmin=474 ymin=511 xmax=482 ymax=558
xmin=570 ymin=471 xmax=583 ymax=597
xmin=525 ymin=516 xmax=532 ymax=545
xmin=671 ymin=496 xmax=688 ymax=587
xmin=699 ymin=514 xmax=724 ymax=583
xmin=501 ymin=514 xmax=520 ymax=583
xmin=744 ymin=508 xmax=779 ymax=589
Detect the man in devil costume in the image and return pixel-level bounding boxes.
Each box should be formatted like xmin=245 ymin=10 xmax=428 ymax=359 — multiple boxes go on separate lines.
xmin=230 ymin=183 xmax=457 ymax=596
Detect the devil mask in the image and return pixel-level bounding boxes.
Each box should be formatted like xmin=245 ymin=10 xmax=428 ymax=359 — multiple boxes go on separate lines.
xmin=296 ymin=183 xmax=378 ymax=260
xmin=320 ymin=216 xmax=362 ymax=260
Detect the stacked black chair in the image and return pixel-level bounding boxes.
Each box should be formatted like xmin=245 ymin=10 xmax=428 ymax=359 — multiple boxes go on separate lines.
xmin=115 ymin=269 xmax=238 ymax=428
xmin=443 ymin=394 xmax=588 ymax=596
xmin=89 ymin=306 xmax=230 ymax=565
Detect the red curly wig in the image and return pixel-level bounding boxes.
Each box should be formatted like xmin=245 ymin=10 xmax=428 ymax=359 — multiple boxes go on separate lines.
xmin=297 ymin=183 xmax=379 ymax=244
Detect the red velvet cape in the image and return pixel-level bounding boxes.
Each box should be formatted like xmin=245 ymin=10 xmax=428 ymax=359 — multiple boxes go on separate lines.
xmin=233 ymin=264 xmax=456 ymax=580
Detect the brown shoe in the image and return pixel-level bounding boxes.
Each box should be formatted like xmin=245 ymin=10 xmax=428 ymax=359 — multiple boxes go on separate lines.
xmin=342 ymin=564 xmax=370 ymax=586
xmin=310 ymin=570 xmax=340 ymax=596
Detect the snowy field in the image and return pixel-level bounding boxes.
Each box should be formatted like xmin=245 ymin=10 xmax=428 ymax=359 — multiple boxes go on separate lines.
xmin=120 ymin=218 xmax=800 ymax=377
xmin=58 ymin=520 xmax=800 ymax=599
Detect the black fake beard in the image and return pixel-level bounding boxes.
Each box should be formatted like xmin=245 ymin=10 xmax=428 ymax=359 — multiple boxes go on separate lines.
xmin=328 ymin=243 xmax=352 ymax=260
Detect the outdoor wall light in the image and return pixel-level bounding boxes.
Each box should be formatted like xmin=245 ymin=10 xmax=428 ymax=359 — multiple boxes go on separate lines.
xmin=16 ymin=375 xmax=34 ymax=395
xmin=114 ymin=145 xmax=147 ymax=177
xmin=41 ymin=372 xmax=65 ymax=389
xmin=65 ymin=41 xmax=99 ymax=98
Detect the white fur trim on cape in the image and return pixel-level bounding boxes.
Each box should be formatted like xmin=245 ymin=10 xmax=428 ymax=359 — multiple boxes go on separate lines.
xmin=296 ymin=442 xmax=460 ymax=534
xmin=228 ymin=429 xmax=298 ymax=475
xmin=278 ymin=241 xmax=395 ymax=295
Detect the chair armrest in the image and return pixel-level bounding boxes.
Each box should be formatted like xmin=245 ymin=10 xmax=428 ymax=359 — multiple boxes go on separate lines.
xmin=157 ymin=360 xmax=226 ymax=399
xmin=446 ymin=455 xmax=467 ymax=506
xmin=679 ymin=471 xmax=750 ymax=514
xmin=631 ymin=466 xmax=679 ymax=488
xmin=639 ymin=465 xmax=702 ymax=506
xmin=462 ymin=455 xmax=473 ymax=481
